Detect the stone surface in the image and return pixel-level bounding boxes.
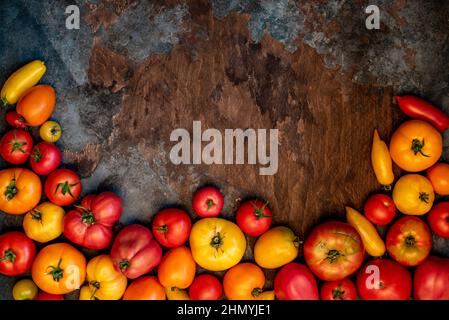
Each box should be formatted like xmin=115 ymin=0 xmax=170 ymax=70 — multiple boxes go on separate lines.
xmin=0 ymin=0 xmax=448 ymax=299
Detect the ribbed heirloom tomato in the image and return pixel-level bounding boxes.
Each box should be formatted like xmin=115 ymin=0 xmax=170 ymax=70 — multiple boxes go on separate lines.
xmin=23 ymin=202 xmax=65 ymax=243
xmin=29 ymin=142 xmax=61 ymax=175
xmin=44 ymin=168 xmax=81 ymax=206
xmin=16 ymin=84 xmax=55 ymax=126
xmin=152 ymin=208 xmax=191 ymax=248
xmin=32 ymin=243 xmax=86 ymax=294
xmin=223 ymin=263 xmax=266 ymax=300
xmin=320 ymin=278 xmax=357 ymax=300
xmin=0 ymin=231 xmax=36 ymax=276
xmin=158 ymin=246 xmax=196 ymax=289
xmin=189 ymin=274 xmax=222 ymax=300
xmin=123 ymin=276 xmax=165 ymax=300
xmin=64 ymin=192 xmax=122 ymax=250
xmin=304 ymin=221 xmax=364 ymax=281
xmin=392 ymin=174 xmax=434 ymax=215
xmin=0 ymin=129 xmax=33 ymax=164
xmin=0 ymin=168 xmax=41 ymax=215
xmin=190 ymin=218 xmax=246 ymax=271
xmin=236 ymin=200 xmax=272 ymax=237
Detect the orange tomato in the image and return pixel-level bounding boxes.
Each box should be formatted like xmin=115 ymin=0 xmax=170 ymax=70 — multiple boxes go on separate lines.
xmin=86 ymin=255 xmax=127 ymax=300
xmin=223 ymin=263 xmax=266 ymax=300
xmin=31 ymin=243 xmax=86 ymax=294
xmin=389 ymin=120 xmax=442 ymax=172
xmin=16 ymin=85 xmax=55 ymax=126
xmin=123 ymin=276 xmax=166 ymax=300
xmin=158 ymin=246 xmax=195 ymax=289
xmin=393 ymin=174 xmax=435 ymax=215
xmin=427 ymin=163 xmax=449 ymax=195
xmin=0 ymin=168 xmax=41 ymax=215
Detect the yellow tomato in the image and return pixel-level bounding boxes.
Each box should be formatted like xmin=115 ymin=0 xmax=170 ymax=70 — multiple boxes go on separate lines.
xmin=23 ymin=202 xmax=64 ymax=243
xmin=393 ymin=174 xmax=435 ymax=215
xmin=254 ymin=226 xmax=299 ymax=269
xmin=86 ymin=255 xmax=127 ymax=300
xmin=12 ymin=279 xmax=38 ymax=300
xmin=79 ymin=285 xmax=95 ymax=300
xmin=165 ymin=287 xmax=190 ymax=300
xmin=39 ymin=120 xmax=61 ymax=143
xmin=389 ymin=120 xmax=442 ymax=172
xmin=190 ymin=218 xmax=246 ymax=272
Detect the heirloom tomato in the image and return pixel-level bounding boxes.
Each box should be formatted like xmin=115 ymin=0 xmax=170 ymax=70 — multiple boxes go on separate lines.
xmin=357 ymin=259 xmax=411 ymax=300
xmin=23 ymin=202 xmax=64 ymax=243
xmin=64 ymin=192 xmax=122 ymax=250
xmin=192 ymin=186 xmax=224 ymax=217
xmin=44 ymin=168 xmax=81 ymax=206
xmin=152 ymin=208 xmax=191 ymax=248
xmin=189 ymin=274 xmax=222 ymax=300
xmin=414 ymin=256 xmax=449 ymax=300
xmin=427 ymin=163 xmax=449 ymax=195
xmin=236 ymin=200 xmax=272 ymax=237
xmin=427 ymin=202 xmax=449 ymax=238
xmin=0 ymin=129 xmax=33 ymax=164
xmin=32 ymin=243 xmax=86 ymax=295
xmin=16 ymin=84 xmax=55 ymax=126
xmin=34 ymin=291 xmax=64 ymax=300
xmin=79 ymin=285 xmax=94 ymax=300
xmin=85 ymin=255 xmax=127 ymax=300
xmin=39 ymin=120 xmax=61 ymax=143
xmin=111 ymin=224 xmax=162 ymax=279
xmin=5 ymin=111 xmax=27 ymax=129
xmin=223 ymin=263 xmax=265 ymax=300
xmin=363 ymin=193 xmax=395 ymax=226
xmin=389 ymin=120 xmax=442 ymax=172
xmin=190 ymin=218 xmax=246 ymax=271
xmin=0 ymin=231 xmax=36 ymax=276
xmin=158 ymin=246 xmax=196 ymax=289
xmin=30 ymin=142 xmax=61 ymax=175
xmin=320 ymin=278 xmax=357 ymax=300
xmin=386 ymin=216 xmax=431 ymax=267
xmin=274 ymin=263 xmax=319 ymax=300
xmin=123 ymin=276 xmax=165 ymax=300
xmin=254 ymin=226 xmax=298 ymax=269
xmin=392 ymin=174 xmax=434 ymax=215
xmin=304 ymin=221 xmax=364 ymax=281
xmin=12 ymin=279 xmax=38 ymax=300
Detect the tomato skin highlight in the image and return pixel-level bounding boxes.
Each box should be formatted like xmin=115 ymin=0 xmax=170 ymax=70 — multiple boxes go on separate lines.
xmin=30 ymin=142 xmax=61 ymax=175
xmin=152 ymin=208 xmax=191 ymax=248
xmin=364 ymin=194 xmax=396 ymax=226
xmin=320 ymin=278 xmax=357 ymax=300
xmin=5 ymin=111 xmax=27 ymax=129
xmin=236 ymin=200 xmax=272 ymax=237
xmin=0 ymin=129 xmax=34 ymax=164
xmin=16 ymin=84 xmax=55 ymax=126
xmin=44 ymin=168 xmax=82 ymax=206
xmin=189 ymin=274 xmax=222 ymax=300
xmin=274 ymin=263 xmax=319 ymax=300
xmin=0 ymin=231 xmax=36 ymax=276
xmin=395 ymin=95 xmax=449 ymax=133
xmin=414 ymin=256 xmax=449 ymax=300
xmin=427 ymin=202 xmax=449 ymax=238
xmin=357 ymin=259 xmax=412 ymax=300
xmin=192 ymin=186 xmax=224 ymax=217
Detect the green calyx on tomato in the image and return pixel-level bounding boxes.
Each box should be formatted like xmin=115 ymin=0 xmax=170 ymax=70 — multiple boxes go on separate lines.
xmin=119 ymin=260 xmax=130 ymax=271
xmin=405 ymin=235 xmax=416 ymax=247
xmin=332 ymin=285 xmax=345 ymax=300
xmin=55 ymin=181 xmax=79 ymax=198
xmin=411 ymin=139 xmax=429 ymax=157
xmin=50 ymin=126 xmax=60 ymax=137
xmin=31 ymin=148 xmax=42 ymax=162
xmin=210 ymin=232 xmax=224 ymax=249
xmin=251 ymin=288 xmax=263 ymax=297
xmin=419 ymin=192 xmax=430 ymax=203
xmin=30 ymin=210 xmax=42 ymax=221
xmin=4 ymin=177 xmax=18 ymax=200
xmin=325 ymin=249 xmax=342 ymax=264
xmin=8 ymin=131 xmax=27 ymax=154
xmin=251 ymin=201 xmax=270 ymax=219
xmin=206 ymin=199 xmax=216 ymax=211
xmin=81 ymin=211 xmax=95 ymax=225
xmin=0 ymin=249 xmax=17 ymax=263
xmin=46 ymin=258 xmax=64 ymax=282
xmin=157 ymin=225 xmax=168 ymax=238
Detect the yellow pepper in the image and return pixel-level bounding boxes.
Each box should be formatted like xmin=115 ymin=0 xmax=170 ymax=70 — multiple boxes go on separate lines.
xmin=346 ymin=206 xmax=385 ymax=257
xmin=1 ymin=60 xmax=46 ymax=106
xmin=256 ymin=290 xmax=275 ymax=300
xmin=165 ymin=287 xmax=190 ymax=300
xmin=371 ymin=129 xmax=394 ymax=188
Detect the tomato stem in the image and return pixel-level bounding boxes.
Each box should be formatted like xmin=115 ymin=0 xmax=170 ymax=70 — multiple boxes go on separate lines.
xmin=30 ymin=209 xmax=42 ymax=221
xmin=55 ymin=181 xmax=78 ymax=198
xmin=419 ymin=192 xmax=429 ymax=204
xmin=158 ymin=225 xmax=168 ymax=239
xmin=31 ymin=148 xmax=42 ymax=162
xmin=210 ymin=232 xmax=224 ymax=248
xmin=206 ymin=199 xmax=216 ymax=211
xmin=4 ymin=177 xmax=18 ymax=200
xmin=411 ymin=139 xmax=430 ymax=157
xmin=1 ymin=97 xmax=11 ymax=108
xmin=293 ymin=237 xmax=303 ymax=248
xmin=251 ymin=201 xmax=271 ymax=219
xmin=0 ymin=249 xmax=16 ymax=263
xmin=81 ymin=211 xmax=96 ymax=225
xmin=119 ymin=260 xmax=130 ymax=272
xmin=325 ymin=249 xmax=341 ymax=263
xmin=331 ymin=285 xmax=346 ymax=300
xmin=251 ymin=288 xmax=263 ymax=297
xmin=46 ymin=258 xmax=64 ymax=282
xmin=405 ymin=235 xmax=416 ymax=247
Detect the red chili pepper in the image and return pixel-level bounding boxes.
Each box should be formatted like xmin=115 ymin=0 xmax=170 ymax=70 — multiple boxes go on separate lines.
xmin=395 ymin=95 xmax=449 ymax=133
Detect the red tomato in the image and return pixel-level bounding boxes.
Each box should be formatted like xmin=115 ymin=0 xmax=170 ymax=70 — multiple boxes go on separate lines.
xmin=320 ymin=278 xmax=357 ymax=300
xmin=236 ymin=200 xmax=272 ymax=237
xmin=364 ymin=193 xmax=396 ymax=226
xmin=44 ymin=169 xmax=81 ymax=206
xmin=111 ymin=224 xmax=162 ymax=279
xmin=152 ymin=208 xmax=191 ymax=248
xmin=414 ymin=256 xmax=449 ymax=300
xmin=304 ymin=221 xmax=365 ymax=281
xmin=386 ymin=216 xmax=431 ymax=267
xmin=427 ymin=202 xmax=449 ymax=238
xmin=0 ymin=129 xmax=33 ymax=164
xmin=0 ymin=231 xmax=36 ymax=276
xmin=274 ymin=263 xmax=319 ymax=300
xmin=34 ymin=291 xmax=64 ymax=300
xmin=64 ymin=192 xmax=123 ymax=250
xmin=192 ymin=186 xmax=224 ymax=217
xmin=357 ymin=259 xmax=411 ymax=300
xmin=189 ymin=274 xmax=222 ymax=300
xmin=29 ymin=142 xmax=61 ymax=175
xmin=5 ymin=111 xmax=27 ymax=129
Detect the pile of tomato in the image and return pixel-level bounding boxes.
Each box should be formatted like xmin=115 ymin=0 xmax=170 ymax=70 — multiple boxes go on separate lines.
xmin=1 ymin=61 xmax=449 ymax=301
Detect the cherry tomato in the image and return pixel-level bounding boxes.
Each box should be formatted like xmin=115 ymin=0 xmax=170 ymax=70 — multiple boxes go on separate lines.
xmin=5 ymin=111 xmax=27 ymax=129
xmin=44 ymin=169 xmax=82 ymax=206
xmin=428 ymin=202 xmax=449 ymax=238
xmin=152 ymin=208 xmax=191 ymax=248
xmin=0 ymin=129 xmax=33 ymax=164
xmin=0 ymin=231 xmax=36 ymax=276
xmin=189 ymin=274 xmax=222 ymax=300
xmin=320 ymin=278 xmax=357 ymax=300
xmin=34 ymin=291 xmax=64 ymax=300
xmin=30 ymin=142 xmax=61 ymax=175
xmin=39 ymin=120 xmax=61 ymax=143
xmin=236 ymin=200 xmax=272 ymax=237
xmin=13 ymin=279 xmax=38 ymax=300
xmin=427 ymin=163 xmax=449 ymax=195
xmin=192 ymin=186 xmax=224 ymax=217
xmin=363 ymin=194 xmax=396 ymax=226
